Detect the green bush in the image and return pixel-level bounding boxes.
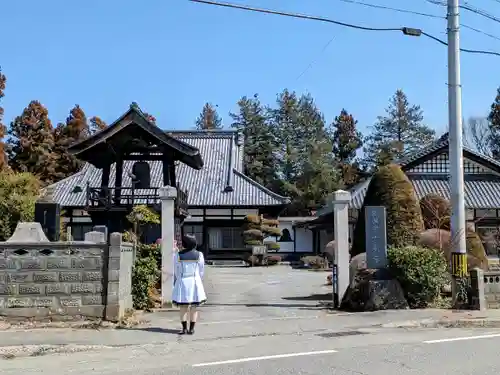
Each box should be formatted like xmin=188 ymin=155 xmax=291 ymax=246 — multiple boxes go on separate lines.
xmin=351 ymin=164 xmax=424 ymax=256
xmin=138 ymin=243 xmax=161 ymax=267
xmin=0 ymin=171 xmax=40 ymax=241
xmin=387 ymin=245 xmax=448 ymax=308
xmin=131 ymin=256 xmax=159 ymax=310
xmin=419 ymin=194 xmax=451 ymax=230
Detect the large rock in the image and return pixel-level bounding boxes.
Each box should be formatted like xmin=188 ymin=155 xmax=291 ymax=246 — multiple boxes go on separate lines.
xmin=340 ymin=268 xmax=409 ymax=312
xmin=323 ymin=240 xmax=335 ymax=263
xmin=349 ymin=252 xmax=367 ymax=284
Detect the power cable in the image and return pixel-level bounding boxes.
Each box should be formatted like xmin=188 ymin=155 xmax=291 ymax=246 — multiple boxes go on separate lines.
xmin=296 ymin=35 xmax=336 ymax=80
xmin=339 ymin=0 xmax=443 ymax=19
xmin=340 ymin=0 xmax=500 ymax=41
xmin=190 ymin=0 xmax=500 ymax=57
xmin=425 ymin=0 xmax=500 ymax=25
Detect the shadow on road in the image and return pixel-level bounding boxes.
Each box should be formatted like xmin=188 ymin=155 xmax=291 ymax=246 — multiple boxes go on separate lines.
xmin=118 ymin=326 xmax=180 ymax=334
xmin=282 ymin=293 xmax=332 ymax=302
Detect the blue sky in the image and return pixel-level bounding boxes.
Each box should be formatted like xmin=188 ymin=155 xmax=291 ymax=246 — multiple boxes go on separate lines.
xmin=2 ymin=0 xmax=500 ymax=136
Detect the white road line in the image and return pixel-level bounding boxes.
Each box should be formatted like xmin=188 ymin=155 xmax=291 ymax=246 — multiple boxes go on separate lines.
xmin=424 ymin=333 xmax=500 ymax=344
xmin=192 ymin=349 xmax=338 ymax=367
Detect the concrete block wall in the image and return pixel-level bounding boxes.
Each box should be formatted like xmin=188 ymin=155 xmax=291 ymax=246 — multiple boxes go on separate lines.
xmin=483 ymin=270 xmax=500 ymax=309
xmin=0 ymin=232 xmax=134 ymax=321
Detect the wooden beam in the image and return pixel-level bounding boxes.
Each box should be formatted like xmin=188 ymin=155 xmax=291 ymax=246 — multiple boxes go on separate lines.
xmin=114 ymin=158 xmax=124 ymax=204
xmin=101 ymin=164 xmax=111 ymax=188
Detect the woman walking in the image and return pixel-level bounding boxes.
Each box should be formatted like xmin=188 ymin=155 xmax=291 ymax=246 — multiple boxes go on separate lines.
xmin=172 ymin=234 xmax=207 ymax=335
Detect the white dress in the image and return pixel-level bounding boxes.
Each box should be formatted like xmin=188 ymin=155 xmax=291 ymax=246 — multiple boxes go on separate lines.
xmin=172 ymin=249 xmax=207 ymax=305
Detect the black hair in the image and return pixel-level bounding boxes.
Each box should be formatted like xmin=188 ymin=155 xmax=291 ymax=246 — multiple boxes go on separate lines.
xmin=182 ymin=234 xmax=197 ymax=250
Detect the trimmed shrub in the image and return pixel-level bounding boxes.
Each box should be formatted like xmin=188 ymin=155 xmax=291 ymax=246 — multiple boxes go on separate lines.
xmin=417 ymin=228 xmax=489 ymax=271
xmin=351 ymin=164 xmax=424 ymax=256
xmin=242 ymin=214 xmax=282 ymax=251
xmin=387 ymin=245 xmax=448 ymax=308
xmin=267 ymin=254 xmax=282 ymax=265
xmin=246 ymin=254 xmax=282 ymax=266
xmin=465 ymin=230 xmax=489 ymax=270
xmin=266 ymin=241 xmax=280 ymax=251
xmin=420 ymin=194 xmax=451 ymax=230
xmin=300 ymin=255 xmax=328 ymax=269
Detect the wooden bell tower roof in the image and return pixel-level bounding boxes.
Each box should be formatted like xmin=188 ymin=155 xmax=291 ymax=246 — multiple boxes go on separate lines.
xmin=68 ymin=103 xmax=204 ymax=169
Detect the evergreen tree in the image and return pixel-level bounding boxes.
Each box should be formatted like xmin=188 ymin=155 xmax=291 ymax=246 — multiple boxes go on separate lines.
xmin=269 ymin=90 xmax=340 ymax=215
xmin=230 ymin=94 xmax=277 ymax=188
xmin=8 ymin=100 xmax=57 ymax=184
xmin=195 ymin=102 xmax=222 ymax=130
xmin=330 ymin=109 xmax=363 ymax=186
xmin=89 ymin=116 xmax=107 ymax=134
xmin=53 ymin=105 xmax=90 ymax=179
xmin=268 ymin=89 xmax=303 ymax=194
xmin=487 ymin=87 xmax=500 ymax=159
xmin=362 ymin=89 xmax=435 ymax=170
xmin=0 ymin=69 xmax=7 ymax=170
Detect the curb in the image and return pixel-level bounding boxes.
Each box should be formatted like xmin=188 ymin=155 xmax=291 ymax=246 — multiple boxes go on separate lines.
xmin=381 ymin=318 xmax=500 ymax=329
xmin=0 ymin=344 xmax=115 ymax=360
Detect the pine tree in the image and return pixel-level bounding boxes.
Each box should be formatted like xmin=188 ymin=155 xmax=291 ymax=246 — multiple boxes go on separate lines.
xmin=195 ymin=102 xmax=222 ymax=130
xmin=362 ymin=89 xmax=435 ymax=170
xmin=53 ymin=105 xmax=90 ymax=179
xmin=487 ymin=87 xmax=500 ymax=159
xmin=330 ymin=109 xmax=363 ymax=186
xmin=230 ymin=94 xmax=277 ymax=188
xmin=89 ymin=116 xmax=107 ymax=134
xmin=269 ymin=90 xmax=341 ymax=215
xmin=0 ymin=69 xmax=7 ymax=170
xmin=8 ymin=100 xmax=57 ymax=184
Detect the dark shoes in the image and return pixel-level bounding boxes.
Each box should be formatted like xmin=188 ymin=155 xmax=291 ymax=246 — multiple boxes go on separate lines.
xmin=179 ymin=321 xmax=188 ymax=335
xmin=179 ymin=321 xmax=196 ymax=335
xmin=188 ymin=322 xmax=196 ymax=335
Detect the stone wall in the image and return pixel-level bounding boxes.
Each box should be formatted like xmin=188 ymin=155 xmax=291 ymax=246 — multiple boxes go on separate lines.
xmin=0 ymin=231 xmax=134 ymax=321
xmin=483 ymin=270 xmax=500 ymax=309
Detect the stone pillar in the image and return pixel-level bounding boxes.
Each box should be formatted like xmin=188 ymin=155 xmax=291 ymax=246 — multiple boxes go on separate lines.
xmin=159 ymin=186 xmax=177 ymax=307
xmin=333 ymin=190 xmax=351 ymax=305
xmin=469 ymin=268 xmax=486 ymax=310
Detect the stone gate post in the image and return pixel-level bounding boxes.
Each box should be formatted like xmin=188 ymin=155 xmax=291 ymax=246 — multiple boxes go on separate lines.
xmin=333 ymin=190 xmax=351 ymax=304
xmin=159 ymin=186 xmax=177 ymax=307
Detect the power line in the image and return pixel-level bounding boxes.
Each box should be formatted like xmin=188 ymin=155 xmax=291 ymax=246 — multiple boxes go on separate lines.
xmin=191 ymin=0 xmax=500 ymax=56
xmin=340 ymin=0 xmax=500 ymax=42
xmin=191 ymin=0 xmax=402 ymax=32
xmin=339 ymin=0 xmax=443 ymax=19
xmin=462 ymin=23 xmax=500 ymax=42
xmin=296 ymin=35 xmax=335 ymax=80
xmin=425 ymin=0 xmax=500 ymax=25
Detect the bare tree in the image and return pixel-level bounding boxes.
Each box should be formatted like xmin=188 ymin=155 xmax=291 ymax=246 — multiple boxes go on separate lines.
xmin=463 ymin=116 xmax=492 ymax=156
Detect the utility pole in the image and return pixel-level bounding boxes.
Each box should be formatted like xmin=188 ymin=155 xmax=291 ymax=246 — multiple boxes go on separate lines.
xmin=447 ymin=0 xmax=468 ymax=307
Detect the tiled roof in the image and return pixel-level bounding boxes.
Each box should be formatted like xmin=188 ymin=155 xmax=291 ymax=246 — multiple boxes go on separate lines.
xmin=348 ymin=175 xmax=500 ymax=210
xmin=399 ymin=135 xmax=500 ymax=170
xmin=49 ymin=130 xmax=289 ymax=208
xmin=317 ymin=136 xmax=500 ymax=215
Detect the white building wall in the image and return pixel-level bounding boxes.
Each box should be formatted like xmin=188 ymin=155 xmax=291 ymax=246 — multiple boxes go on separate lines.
xmin=264 ymin=218 xmax=315 ymax=253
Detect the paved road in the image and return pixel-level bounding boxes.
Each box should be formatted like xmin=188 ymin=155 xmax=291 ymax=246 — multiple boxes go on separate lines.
xmin=2 ymin=265 xmax=500 ymax=374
